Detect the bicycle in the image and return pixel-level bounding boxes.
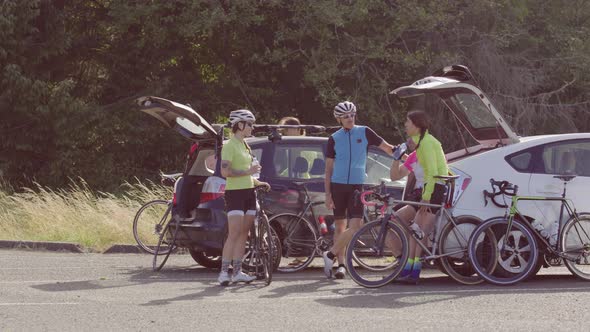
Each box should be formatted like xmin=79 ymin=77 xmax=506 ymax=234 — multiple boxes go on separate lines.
xmin=241 ymin=187 xmax=281 ymax=285
xmin=133 ymin=172 xmax=182 ymax=255
xmin=267 ymin=181 xmax=377 ymax=273
xmin=468 ymin=175 xmax=590 ymax=285
xmin=153 ymin=186 xmax=279 ymax=286
xmin=345 ymin=175 xmax=497 ymax=288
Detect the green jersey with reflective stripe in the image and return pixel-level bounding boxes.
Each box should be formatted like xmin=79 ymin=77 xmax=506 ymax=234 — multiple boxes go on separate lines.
xmin=221 ymin=136 xmax=254 ymax=190
xmin=412 ymin=130 xmax=449 ymax=201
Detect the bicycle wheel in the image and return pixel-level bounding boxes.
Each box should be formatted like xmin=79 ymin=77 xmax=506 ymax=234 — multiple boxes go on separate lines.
xmin=269 ymin=213 xmax=318 ymax=273
xmin=468 ymin=218 xmax=538 ymax=285
xmin=350 ymin=224 xmax=394 ymax=272
xmin=243 ymin=215 xmax=281 ymax=280
xmin=133 ymin=200 xmax=172 ymax=255
xmin=258 ymin=212 xmax=275 ymax=285
xmin=152 ymin=218 xmax=179 ymax=271
xmin=438 ymin=219 xmax=496 ymax=285
xmin=345 ymin=219 xmax=409 ymax=288
xmin=561 ymin=214 xmax=590 ymax=281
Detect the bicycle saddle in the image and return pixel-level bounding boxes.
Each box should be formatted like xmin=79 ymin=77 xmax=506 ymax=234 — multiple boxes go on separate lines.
xmin=553 ymin=174 xmax=576 ymax=182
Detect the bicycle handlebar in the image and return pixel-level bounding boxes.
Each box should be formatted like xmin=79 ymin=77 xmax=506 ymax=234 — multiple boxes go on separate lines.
xmin=360 ymin=191 xmax=378 ymax=207
xmin=483 ymin=178 xmax=519 ymax=208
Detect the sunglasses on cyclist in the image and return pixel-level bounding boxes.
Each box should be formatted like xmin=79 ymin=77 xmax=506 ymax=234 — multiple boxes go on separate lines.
xmin=339 ymin=113 xmax=356 ymax=119
xmin=242 ymin=122 xmax=254 ymax=128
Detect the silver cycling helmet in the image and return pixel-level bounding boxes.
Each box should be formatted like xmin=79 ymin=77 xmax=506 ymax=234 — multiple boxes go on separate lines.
xmin=229 ymin=109 xmax=256 ymax=125
xmin=333 ymin=101 xmax=357 ymax=118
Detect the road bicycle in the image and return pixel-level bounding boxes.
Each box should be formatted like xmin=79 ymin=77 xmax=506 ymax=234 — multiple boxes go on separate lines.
xmin=132 ymin=172 xmax=182 ymax=254
xmin=469 ymin=175 xmax=590 ymax=285
xmin=152 ymin=186 xmax=278 ymax=285
xmin=268 ymin=181 xmax=376 ymax=273
xmin=345 ymin=175 xmax=496 ymax=288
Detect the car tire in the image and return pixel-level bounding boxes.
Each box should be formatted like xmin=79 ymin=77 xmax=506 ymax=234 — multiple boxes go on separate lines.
xmin=188 ymin=249 xmax=222 ymax=269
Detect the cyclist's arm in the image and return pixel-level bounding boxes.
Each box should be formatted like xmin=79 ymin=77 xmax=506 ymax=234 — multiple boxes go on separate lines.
xmin=325 ymin=158 xmax=334 ymax=197
xmin=325 ymin=136 xmax=336 ymax=197
xmin=366 ymin=127 xmax=393 ymax=155
xmin=220 ymin=160 xmax=253 ymax=178
xmin=390 ymin=161 xmax=410 ymax=181
xmin=378 ymin=141 xmax=394 ymax=156
xmin=220 ymin=144 xmax=254 ymax=178
xmin=419 ymin=139 xmax=438 ymax=202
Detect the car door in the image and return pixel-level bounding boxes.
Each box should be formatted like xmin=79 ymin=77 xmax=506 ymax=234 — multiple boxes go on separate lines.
xmin=263 ymin=140 xmax=328 ymax=216
xmin=528 ymin=139 xmax=590 ymax=226
xmin=136 ymin=96 xmax=221 ymax=141
xmin=390 ymin=66 xmax=519 ymax=150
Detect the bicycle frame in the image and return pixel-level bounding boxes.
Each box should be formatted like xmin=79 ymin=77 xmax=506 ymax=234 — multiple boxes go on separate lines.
xmin=502 ymin=195 xmax=584 ymax=259
xmin=363 ymin=185 xmax=469 ymax=262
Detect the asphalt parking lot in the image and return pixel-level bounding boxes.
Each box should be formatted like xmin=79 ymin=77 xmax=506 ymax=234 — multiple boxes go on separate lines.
xmin=1 ymin=250 xmax=589 ymax=331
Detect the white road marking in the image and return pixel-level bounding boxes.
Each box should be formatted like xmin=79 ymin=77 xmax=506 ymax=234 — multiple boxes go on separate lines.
xmin=0 ymin=302 xmax=79 ymax=306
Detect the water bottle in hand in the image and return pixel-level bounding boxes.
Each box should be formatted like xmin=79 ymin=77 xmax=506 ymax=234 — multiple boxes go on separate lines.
xmin=392 ymin=143 xmax=407 ymax=161
xmin=251 ymin=156 xmax=260 ymax=179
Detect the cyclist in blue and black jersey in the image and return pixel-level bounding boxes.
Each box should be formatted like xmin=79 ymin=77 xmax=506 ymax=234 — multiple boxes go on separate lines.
xmin=322 ymin=101 xmax=394 ymax=279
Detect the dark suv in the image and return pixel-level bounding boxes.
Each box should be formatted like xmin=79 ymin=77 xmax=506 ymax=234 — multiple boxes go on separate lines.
xmin=137 ymin=96 xmax=403 ymax=267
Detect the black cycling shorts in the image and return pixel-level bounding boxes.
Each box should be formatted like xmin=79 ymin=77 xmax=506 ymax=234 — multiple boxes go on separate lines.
xmin=393 ymin=184 xmax=446 ymax=213
xmin=224 ymin=188 xmax=257 ymax=214
xmin=330 ymin=183 xmax=363 ymax=219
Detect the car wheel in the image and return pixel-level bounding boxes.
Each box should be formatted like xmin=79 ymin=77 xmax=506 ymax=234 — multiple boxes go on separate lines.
xmin=188 ymin=249 xmax=222 ymax=269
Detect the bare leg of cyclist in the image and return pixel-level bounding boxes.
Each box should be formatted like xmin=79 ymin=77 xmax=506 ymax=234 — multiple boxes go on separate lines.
xmin=403 ymin=210 xmax=436 ymax=283
xmin=219 ymin=214 xmax=244 ymax=285
xmin=232 ymin=214 xmax=255 ymax=271
xmin=323 ymin=217 xmax=363 ymax=278
xmin=333 ymin=218 xmax=363 ymax=263
xmin=332 ymin=218 xmax=347 ymax=263
xmin=385 ymin=205 xmax=416 ymax=255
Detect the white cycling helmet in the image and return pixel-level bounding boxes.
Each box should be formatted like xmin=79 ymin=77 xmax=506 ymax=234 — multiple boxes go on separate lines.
xmin=229 ymin=109 xmax=256 ymax=125
xmin=333 ymin=101 xmax=357 ymax=118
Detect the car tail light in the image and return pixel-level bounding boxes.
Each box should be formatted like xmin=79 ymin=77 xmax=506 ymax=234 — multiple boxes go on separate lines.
xmin=199 ymin=177 xmax=226 ymax=204
xmin=172 ymin=178 xmax=182 ymax=206
xmin=200 ymin=192 xmax=224 ymax=204
xmin=461 ymin=177 xmax=471 ymax=191
xmin=447 ymin=167 xmax=471 ymax=207
xmin=190 ymin=143 xmax=199 ymax=155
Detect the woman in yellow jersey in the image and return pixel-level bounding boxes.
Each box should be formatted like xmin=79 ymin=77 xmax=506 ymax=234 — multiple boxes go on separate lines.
xmin=217 ymin=110 xmax=271 ymax=286
xmin=397 ymin=110 xmax=449 ymax=284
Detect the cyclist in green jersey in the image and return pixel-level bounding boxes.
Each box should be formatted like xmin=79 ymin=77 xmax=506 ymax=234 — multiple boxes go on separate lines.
xmin=397 ymin=110 xmax=449 ymax=284
xmin=217 ymin=110 xmax=271 ymax=286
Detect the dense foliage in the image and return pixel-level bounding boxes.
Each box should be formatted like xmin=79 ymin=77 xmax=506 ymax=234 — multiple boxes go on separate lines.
xmin=2 ymin=0 xmax=590 ymax=190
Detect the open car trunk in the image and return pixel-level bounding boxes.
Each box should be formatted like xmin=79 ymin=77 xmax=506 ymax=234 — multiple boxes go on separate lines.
xmin=136 ymin=95 xmax=224 ymax=210
xmin=391 ymin=65 xmax=519 ymax=161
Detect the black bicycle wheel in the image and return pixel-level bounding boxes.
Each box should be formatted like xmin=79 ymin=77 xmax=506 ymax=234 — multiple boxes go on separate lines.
xmin=561 ymin=214 xmax=590 ymax=281
xmin=258 ymin=213 xmax=274 ymax=285
xmin=152 ymin=219 xmax=179 ymax=272
xmin=345 ymin=219 xmax=409 ymax=288
xmin=438 ymin=219 xmax=496 ymax=285
xmin=468 ymin=218 xmax=538 ymax=285
xmin=133 ymin=200 xmax=172 ymax=255
xmin=269 ymin=213 xmax=317 ymax=273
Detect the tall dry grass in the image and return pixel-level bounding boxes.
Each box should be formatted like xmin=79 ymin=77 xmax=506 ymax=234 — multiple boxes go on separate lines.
xmin=0 ymin=178 xmax=172 ymax=252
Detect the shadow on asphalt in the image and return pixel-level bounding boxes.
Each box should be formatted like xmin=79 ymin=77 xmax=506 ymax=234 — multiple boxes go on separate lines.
xmin=312 ymin=274 xmax=590 ymax=309
xmin=30 ymin=265 xmax=590 ymax=309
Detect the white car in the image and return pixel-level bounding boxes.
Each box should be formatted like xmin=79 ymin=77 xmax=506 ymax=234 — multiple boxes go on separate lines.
xmin=392 ymin=65 xmax=590 ymax=234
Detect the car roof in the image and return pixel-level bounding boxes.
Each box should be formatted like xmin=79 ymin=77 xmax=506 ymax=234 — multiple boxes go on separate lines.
xmin=245 ymin=136 xmax=328 ymax=145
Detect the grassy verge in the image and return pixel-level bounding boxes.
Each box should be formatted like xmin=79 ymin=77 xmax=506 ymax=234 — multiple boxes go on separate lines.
xmin=0 ymin=179 xmax=172 ymax=252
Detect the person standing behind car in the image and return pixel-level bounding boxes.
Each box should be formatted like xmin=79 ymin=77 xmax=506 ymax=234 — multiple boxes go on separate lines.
xmin=217 ymin=110 xmax=271 ymax=286
xmin=322 ymin=101 xmax=394 ymax=279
